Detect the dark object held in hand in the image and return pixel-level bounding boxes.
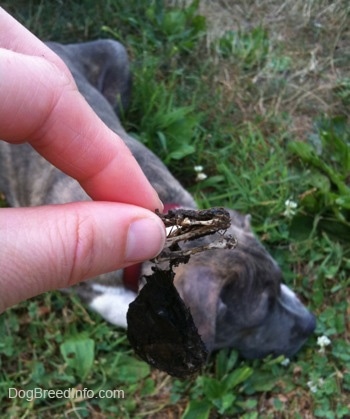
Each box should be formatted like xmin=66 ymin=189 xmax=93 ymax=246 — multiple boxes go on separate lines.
xmin=127 ymin=267 xmax=208 ymax=379
xmin=127 ymin=207 xmax=235 ymax=378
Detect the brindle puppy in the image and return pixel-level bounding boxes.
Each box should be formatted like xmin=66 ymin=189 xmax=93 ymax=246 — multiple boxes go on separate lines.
xmin=0 ymin=40 xmax=315 ymax=359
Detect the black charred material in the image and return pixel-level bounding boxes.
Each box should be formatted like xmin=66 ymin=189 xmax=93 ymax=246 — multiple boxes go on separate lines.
xmin=127 ymin=268 xmax=208 ymax=379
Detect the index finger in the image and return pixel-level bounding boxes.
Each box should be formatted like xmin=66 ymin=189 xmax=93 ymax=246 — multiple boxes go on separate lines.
xmin=0 ymin=8 xmax=163 ymax=211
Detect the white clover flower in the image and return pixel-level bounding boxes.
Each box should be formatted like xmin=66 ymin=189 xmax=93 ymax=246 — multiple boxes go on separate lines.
xmin=196 ymin=172 xmax=207 ymax=182
xmin=317 ymin=335 xmax=331 ymax=353
xmin=283 ymin=199 xmax=298 ymax=218
xmin=307 ymin=378 xmax=324 ymax=393
xmin=280 ymin=358 xmax=290 ymax=366
xmin=194 ymin=165 xmax=207 ymax=182
xmin=307 ymin=380 xmax=318 ymax=393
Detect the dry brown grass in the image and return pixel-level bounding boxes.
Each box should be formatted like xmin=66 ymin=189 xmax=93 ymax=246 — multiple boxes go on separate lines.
xmin=191 ymin=0 xmax=349 ymax=139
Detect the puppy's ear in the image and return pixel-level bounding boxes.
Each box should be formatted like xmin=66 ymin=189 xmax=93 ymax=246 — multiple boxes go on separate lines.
xmin=228 ymin=209 xmax=252 ymax=232
xmin=174 ymin=264 xmax=221 ymax=352
xmin=243 ymin=214 xmax=252 ymax=231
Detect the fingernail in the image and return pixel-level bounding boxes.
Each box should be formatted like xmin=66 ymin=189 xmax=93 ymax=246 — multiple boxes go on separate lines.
xmin=153 ymin=191 xmax=164 ymax=213
xmin=126 ymin=218 xmax=165 ymax=262
xmin=156 ymin=198 xmax=164 ymax=213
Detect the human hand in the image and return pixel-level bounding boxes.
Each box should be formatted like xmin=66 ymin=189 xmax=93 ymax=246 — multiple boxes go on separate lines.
xmin=0 ymin=9 xmax=166 ymax=312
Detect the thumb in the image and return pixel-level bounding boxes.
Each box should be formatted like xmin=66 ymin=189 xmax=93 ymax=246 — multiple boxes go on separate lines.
xmin=0 ymin=202 xmax=165 ymax=312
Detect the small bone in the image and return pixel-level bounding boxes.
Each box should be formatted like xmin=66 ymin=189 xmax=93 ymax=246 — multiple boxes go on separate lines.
xmin=154 ymin=207 xmax=237 ymax=264
xmin=153 ymin=234 xmax=237 ymax=264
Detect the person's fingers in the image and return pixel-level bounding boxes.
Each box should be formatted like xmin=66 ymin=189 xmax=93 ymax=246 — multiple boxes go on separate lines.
xmin=0 ymin=202 xmax=166 ymax=313
xmin=0 ymin=48 xmax=162 ymax=210
xmin=0 ymin=9 xmax=163 ymax=211
xmin=0 ymin=8 xmax=74 ymax=81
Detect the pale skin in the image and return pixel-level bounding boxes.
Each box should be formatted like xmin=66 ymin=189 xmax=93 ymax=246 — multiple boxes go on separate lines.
xmin=0 ymin=8 xmax=166 ymax=313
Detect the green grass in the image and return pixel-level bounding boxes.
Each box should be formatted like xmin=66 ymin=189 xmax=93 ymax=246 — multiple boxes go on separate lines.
xmin=1 ymin=0 xmax=349 ymax=417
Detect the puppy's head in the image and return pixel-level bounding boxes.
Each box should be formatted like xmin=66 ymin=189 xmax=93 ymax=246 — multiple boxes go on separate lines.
xmin=174 ymin=210 xmax=316 ymax=359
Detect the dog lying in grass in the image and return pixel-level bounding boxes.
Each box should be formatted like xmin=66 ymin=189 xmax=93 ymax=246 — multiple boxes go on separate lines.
xmin=0 ymin=39 xmax=316 ymax=360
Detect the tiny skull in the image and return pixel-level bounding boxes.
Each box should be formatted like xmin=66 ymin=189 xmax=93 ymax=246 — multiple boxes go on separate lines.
xmin=154 ymin=207 xmax=237 ymax=265
xmin=157 ymin=207 xmax=231 ymax=233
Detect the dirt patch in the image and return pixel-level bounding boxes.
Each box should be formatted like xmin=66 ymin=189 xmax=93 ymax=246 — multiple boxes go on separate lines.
xmin=176 ymin=0 xmax=349 ymax=139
